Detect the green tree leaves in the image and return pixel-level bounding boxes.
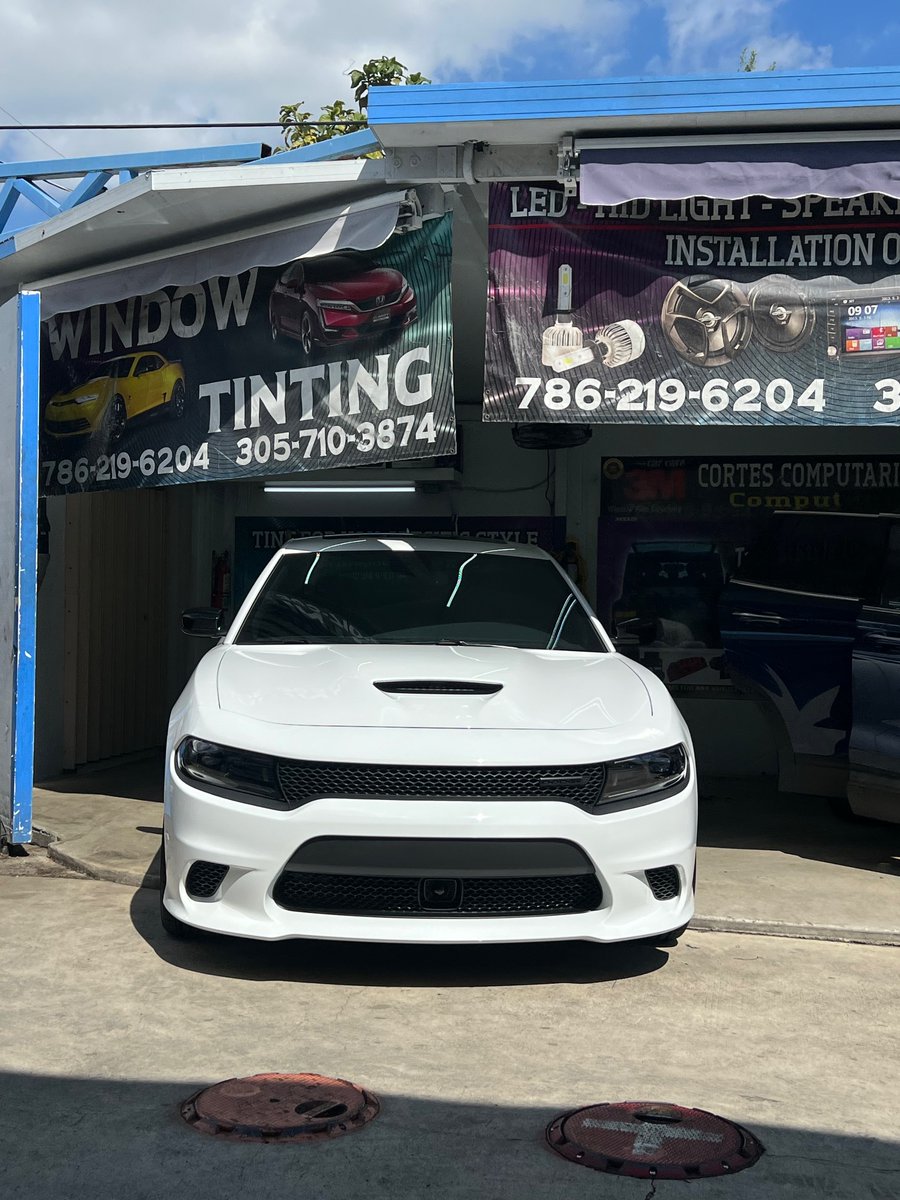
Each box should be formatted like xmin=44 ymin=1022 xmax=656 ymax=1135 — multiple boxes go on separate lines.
xmin=279 ymin=56 xmax=430 ymax=153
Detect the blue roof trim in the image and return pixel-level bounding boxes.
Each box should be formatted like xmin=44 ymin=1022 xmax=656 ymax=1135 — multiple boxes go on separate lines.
xmin=0 ymin=143 xmax=269 ymax=181
xmin=0 ymin=235 xmax=16 ymax=259
xmin=253 ymin=128 xmax=380 ymax=164
xmin=369 ymin=67 xmax=900 ymax=125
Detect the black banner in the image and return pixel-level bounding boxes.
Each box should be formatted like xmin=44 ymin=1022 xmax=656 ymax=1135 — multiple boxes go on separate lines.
xmin=485 ymin=184 xmax=900 ymax=426
xmin=40 ymin=215 xmax=455 ymax=494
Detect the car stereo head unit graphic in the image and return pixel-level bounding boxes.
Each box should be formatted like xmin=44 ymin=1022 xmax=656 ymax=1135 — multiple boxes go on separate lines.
xmin=827 ymin=292 xmax=900 ymax=359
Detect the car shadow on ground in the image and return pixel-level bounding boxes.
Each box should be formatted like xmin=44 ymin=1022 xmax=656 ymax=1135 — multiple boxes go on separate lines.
xmin=128 ymin=882 xmax=672 ymax=987
xmin=0 ymin=1070 xmax=896 ymax=1200
xmin=698 ymin=775 xmax=900 ymax=874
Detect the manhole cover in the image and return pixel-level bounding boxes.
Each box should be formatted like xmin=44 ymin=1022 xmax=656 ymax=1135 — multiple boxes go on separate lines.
xmin=181 ymin=1073 xmax=379 ymax=1143
xmin=547 ymin=1101 xmax=764 ymax=1180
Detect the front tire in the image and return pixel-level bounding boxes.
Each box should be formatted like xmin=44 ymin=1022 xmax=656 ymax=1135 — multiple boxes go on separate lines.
xmin=106 ymin=394 xmax=127 ymax=444
xmin=300 ymin=310 xmax=315 ymax=358
xmin=167 ymin=379 xmax=186 ymax=419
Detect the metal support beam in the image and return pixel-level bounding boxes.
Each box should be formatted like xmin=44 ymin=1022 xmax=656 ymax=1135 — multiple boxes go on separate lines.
xmin=0 ymin=143 xmax=270 ymax=180
xmin=557 ymin=135 xmax=578 ymax=196
xmin=385 ymin=143 xmax=560 ymax=184
xmin=59 ymin=170 xmax=112 ymax=211
xmin=253 ymin=128 xmax=381 ymax=165
xmin=0 ymin=290 xmax=39 ymax=845
xmin=0 ymin=180 xmax=18 ymax=230
xmin=12 ymin=179 xmax=60 ymax=218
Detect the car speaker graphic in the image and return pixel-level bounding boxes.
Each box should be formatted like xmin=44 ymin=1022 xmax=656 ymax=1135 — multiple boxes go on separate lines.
xmin=748 ymin=275 xmax=815 ymax=353
xmin=661 ymin=278 xmax=753 ymax=367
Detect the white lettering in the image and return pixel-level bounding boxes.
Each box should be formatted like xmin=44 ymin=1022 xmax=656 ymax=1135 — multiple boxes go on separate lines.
xmin=346 ymin=355 xmax=390 ymax=414
xmin=199 ymin=379 xmax=232 ymax=435
xmin=395 ymin=347 xmax=433 ymax=407
xmin=47 ymin=310 xmax=86 ymax=361
xmin=170 ymin=285 xmax=207 ymax=339
xmin=208 ymin=269 xmax=258 ymax=331
xmin=138 ymin=291 xmax=170 ymax=345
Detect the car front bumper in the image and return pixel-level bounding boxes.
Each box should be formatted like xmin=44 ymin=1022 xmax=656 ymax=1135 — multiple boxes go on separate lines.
xmin=163 ymin=757 xmax=697 ymax=945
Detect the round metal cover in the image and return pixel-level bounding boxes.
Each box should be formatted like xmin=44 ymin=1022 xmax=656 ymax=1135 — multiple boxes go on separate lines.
xmin=181 ymin=1073 xmax=379 ymax=1143
xmin=547 ymin=1101 xmax=764 ymax=1180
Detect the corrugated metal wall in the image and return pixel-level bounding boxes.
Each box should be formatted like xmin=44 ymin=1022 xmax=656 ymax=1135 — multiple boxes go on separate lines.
xmin=58 ymin=482 xmax=233 ymax=771
xmin=62 ymin=490 xmax=173 ymax=768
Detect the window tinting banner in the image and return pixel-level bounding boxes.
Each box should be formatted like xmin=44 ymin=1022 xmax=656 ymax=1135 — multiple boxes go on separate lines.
xmin=39 ymin=215 xmax=455 ymax=494
xmin=484 ymin=182 xmax=900 ymax=426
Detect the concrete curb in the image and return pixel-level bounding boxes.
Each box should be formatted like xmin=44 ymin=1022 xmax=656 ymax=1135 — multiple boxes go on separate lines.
xmin=691 ymin=914 xmax=900 ymax=948
xmin=33 ymin=821 xmax=900 ymax=946
xmin=45 ymin=843 xmax=159 ymax=890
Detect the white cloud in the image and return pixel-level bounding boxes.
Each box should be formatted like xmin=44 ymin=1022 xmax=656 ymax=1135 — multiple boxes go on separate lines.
xmin=652 ymin=0 xmax=832 ymax=73
xmin=0 ymin=0 xmax=629 ymax=163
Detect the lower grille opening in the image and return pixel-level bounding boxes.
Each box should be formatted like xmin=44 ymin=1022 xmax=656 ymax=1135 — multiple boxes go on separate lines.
xmin=186 ymin=860 xmax=229 ymax=899
xmin=645 ymin=865 xmax=681 ymax=901
xmin=273 ymin=870 xmax=603 ymax=917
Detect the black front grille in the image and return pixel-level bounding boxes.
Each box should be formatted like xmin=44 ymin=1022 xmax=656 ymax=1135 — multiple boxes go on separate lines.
xmin=276 ymin=760 xmax=606 ymax=807
xmin=186 ymin=860 xmax=229 ymax=898
xmin=45 ymin=417 xmax=90 ymax=433
xmin=272 ymin=870 xmax=602 ymax=917
xmin=355 ymin=288 xmax=403 ymax=312
xmin=646 ymin=865 xmax=681 ymax=901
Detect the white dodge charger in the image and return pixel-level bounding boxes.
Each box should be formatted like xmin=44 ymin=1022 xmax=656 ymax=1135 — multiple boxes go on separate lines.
xmin=162 ymin=536 xmax=696 ymax=945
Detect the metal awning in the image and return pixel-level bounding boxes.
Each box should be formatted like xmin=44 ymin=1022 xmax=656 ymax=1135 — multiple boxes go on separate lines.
xmin=578 ymin=135 xmax=900 ymax=206
xmin=0 ymin=159 xmax=426 ymax=316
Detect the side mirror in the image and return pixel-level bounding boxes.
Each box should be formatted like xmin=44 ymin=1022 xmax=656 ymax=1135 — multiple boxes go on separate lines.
xmin=182 ymin=607 xmax=228 ymax=638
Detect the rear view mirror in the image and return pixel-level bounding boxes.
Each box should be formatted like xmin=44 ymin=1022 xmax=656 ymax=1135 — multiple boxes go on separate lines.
xmin=182 ymin=607 xmax=228 ymax=638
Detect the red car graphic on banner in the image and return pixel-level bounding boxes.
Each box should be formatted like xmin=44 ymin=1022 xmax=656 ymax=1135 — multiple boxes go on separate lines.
xmin=268 ymin=251 xmax=417 ymax=356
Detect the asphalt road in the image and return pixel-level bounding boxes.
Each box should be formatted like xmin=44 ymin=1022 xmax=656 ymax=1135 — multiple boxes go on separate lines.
xmin=1 ymin=872 xmax=897 ymax=1199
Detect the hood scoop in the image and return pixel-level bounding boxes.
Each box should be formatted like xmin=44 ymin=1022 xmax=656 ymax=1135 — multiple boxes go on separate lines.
xmin=374 ymin=680 xmax=503 ymax=696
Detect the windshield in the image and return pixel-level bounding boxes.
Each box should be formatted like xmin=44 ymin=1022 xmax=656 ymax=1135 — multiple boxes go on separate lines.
xmin=73 ymin=357 xmax=135 ymax=386
xmin=236 ymin=548 xmax=606 ymax=651
xmin=304 ymin=253 xmax=373 ymax=283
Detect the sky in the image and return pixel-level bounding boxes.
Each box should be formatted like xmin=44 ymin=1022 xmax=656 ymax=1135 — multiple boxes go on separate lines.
xmin=0 ymin=0 xmax=897 ymax=178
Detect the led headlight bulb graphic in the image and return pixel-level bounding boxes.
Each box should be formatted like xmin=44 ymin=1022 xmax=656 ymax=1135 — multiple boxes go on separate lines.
xmin=541 ymin=264 xmax=585 ymax=366
xmin=593 ymin=320 xmax=646 ymax=368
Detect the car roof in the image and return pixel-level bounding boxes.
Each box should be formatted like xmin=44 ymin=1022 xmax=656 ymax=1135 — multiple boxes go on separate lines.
xmin=280 ymin=535 xmax=552 ymax=559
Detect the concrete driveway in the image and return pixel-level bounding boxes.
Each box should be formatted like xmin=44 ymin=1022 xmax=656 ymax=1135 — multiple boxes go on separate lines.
xmin=0 ymin=869 xmax=897 ymax=1199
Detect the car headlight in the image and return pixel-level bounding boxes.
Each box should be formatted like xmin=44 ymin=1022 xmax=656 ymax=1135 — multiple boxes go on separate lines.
xmin=175 ymin=737 xmax=282 ymax=804
xmin=601 ymin=745 xmax=688 ymax=804
xmin=73 ymin=392 xmax=101 ymax=405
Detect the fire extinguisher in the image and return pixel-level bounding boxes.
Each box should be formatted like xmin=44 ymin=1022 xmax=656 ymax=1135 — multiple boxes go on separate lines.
xmin=211 ymin=551 xmax=231 ymax=610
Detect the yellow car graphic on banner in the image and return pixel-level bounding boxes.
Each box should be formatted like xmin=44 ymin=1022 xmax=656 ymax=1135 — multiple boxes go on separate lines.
xmin=44 ymin=352 xmax=186 ymax=441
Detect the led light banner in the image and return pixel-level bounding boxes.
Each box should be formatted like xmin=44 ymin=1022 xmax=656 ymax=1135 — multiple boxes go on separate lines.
xmin=484 ymin=183 xmax=900 ymax=426
xmin=39 ymin=215 xmax=455 ymax=494
xmin=597 ymin=455 xmax=900 ymax=695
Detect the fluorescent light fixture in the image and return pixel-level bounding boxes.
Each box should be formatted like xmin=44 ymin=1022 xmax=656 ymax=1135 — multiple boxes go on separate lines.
xmin=264 ymin=483 xmax=417 ymax=494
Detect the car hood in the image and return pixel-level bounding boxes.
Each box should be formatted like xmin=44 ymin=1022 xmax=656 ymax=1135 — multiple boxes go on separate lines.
xmin=214 ymin=644 xmax=652 ymax=731
xmin=311 ymin=269 xmax=405 ymax=302
xmin=49 ymin=379 xmax=113 ymax=405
